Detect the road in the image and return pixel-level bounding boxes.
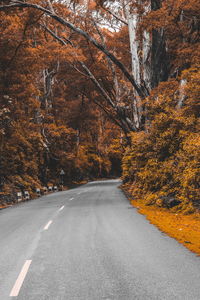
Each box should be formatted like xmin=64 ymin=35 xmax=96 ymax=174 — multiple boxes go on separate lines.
xmin=0 ymin=179 xmax=200 ymax=300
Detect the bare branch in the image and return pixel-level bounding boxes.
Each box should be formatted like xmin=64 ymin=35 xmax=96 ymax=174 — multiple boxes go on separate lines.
xmin=40 ymin=23 xmax=116 ymax=109
xmin=47 ymin=0 xmax=55 ymax=13
xmin=40 ymin=23 xmax=74 ymax=46
xmin=40 ymin=23 xmax=134 ymax=133
xmin=79 ymin=62 xmax=115 ymax=108
xmin=101 ymin=6 xmax=128 ymax=26
xmin=92 ymin=19 xmax=120 ymax=103
xmin=0 ymin=0 xmax=147 ymax=98
xmin=93 ymin=99 xmax=129 ymax=133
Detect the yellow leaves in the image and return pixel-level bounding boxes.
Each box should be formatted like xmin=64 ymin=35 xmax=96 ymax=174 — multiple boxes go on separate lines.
xmin=130 ymin=198 xmax=200 ymax=255
xmin=123 ymin=64 xmax=200 ymax=212
xmin=130 ymin=131 xmax=146 ymax=144
xmin=182 ymin=133 xmax=200 ymax=154
xmin=45 ymin=123 xmax=75 ymax=137
xmin=144 ymin=193 xmax=160 ymax=206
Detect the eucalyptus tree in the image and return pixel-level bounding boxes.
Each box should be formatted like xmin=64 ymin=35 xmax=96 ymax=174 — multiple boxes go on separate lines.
xmin=0 ymin=0 xmax=168 ymax=135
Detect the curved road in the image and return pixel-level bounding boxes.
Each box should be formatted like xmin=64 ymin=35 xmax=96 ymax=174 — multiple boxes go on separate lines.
xmin=0 ymin=179 xmax=200 ymax=299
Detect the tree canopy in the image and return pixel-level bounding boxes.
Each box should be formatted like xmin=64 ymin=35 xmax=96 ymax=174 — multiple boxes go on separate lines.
xmin=0 ymin=0 xmax=199 ymax=211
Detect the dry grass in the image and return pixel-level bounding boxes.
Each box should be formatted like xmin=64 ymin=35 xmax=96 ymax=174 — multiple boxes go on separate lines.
xmin=130 ymin=198 xmax=200 ymax=256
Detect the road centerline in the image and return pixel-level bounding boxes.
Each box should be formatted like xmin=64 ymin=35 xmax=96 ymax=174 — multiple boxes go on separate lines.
xmin=10 ymin=260 xmax=32 ymax=297
xmin=69 ymin=197 xmax=74 ymax=201
xmin=58 ymin=205 xmax=65 ymax=212
xmin=43 ymin=220 xmax=53 ymax=230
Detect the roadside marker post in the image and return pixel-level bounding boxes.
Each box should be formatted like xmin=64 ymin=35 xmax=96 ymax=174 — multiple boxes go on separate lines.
xmin=53 ymin=186 xmax=58 ymax=192
xmin=60 ymin=169 xmax=65 ymax=190
xmin=24 ymin=191 xmax=30 ymax=200
xmin=17 ymin=192 xmax=22 ymax=202
xmin=48 ymin=186 xmax=53 ymax=192
xmin=36 ymin=188 xmax=41 ymax=196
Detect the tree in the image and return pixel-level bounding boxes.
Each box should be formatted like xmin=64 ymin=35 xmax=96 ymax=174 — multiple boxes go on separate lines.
xmin=0 ymin=5 xmax=124 ymax=195
xmin=0 ymin=0 xmax=148 ymax=134
xmin=0 ymin=0 xmax=199 ymax=210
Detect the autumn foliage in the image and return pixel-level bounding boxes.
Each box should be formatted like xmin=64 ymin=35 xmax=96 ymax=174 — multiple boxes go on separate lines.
xmin=123 ymin=66 xmax=199 ymax=212
xmin=0 ymin=7 xmax=123 ymax=197
xmin=0 ymin=0 xmax=199 ymax=214
xmin=120 ymin=0 xmax=200 ymax=210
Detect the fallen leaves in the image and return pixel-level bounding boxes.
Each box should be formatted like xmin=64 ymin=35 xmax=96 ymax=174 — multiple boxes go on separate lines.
xmin=131 ymin=198 xmax=200 ymax=255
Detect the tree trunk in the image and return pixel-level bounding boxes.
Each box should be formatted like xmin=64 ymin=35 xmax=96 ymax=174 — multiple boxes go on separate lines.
xmin=125 ymin=0 xmax=169 ymax=128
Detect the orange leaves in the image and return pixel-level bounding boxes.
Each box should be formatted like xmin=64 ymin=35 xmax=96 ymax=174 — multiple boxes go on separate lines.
xmin=0 ymin=0 xmax=123 ymax=194
xmin=122 ymin=64 xmax=200 ymax=211
xmin=0 ymin=14 xmax=24 ymax=35
xmin=44 ymin=123 xmax=75 ymax=140
xmin=130 ymin=198 xmax=200 ymax=255
xmin=88 ymin=0 xmax=97 ymax=10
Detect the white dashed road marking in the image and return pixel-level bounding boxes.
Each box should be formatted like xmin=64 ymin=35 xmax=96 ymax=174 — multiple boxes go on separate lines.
xmin=77 ymin=189 xmax=88 ymax=195
xmin=58 ymin=205 xmax=65 ymax=211
xmin=10 ymin=260 xmax=32 ymax=297
xmin=69 ymin=198 xmax=74 ymax=201
xmin=43 ymin=220 xmax=53 ymax=230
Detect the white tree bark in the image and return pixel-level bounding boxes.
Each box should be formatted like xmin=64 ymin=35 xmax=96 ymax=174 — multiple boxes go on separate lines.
xmin=125 ymin=0 xmax=152 ymax=89
xmin=177 ymin=79 xmax=187 ymax=108
xmin=123 ymin=1 xmax=140 ymax=86
xmin=123 ymin=1 xmax=140 ymax=128
xmin=128 ymin=12 xmax=141 ymax=86
xmin=124 ymin=0 xmax=152 ymax=128
xmin=142 ymin=1 xmax=151 ymax=91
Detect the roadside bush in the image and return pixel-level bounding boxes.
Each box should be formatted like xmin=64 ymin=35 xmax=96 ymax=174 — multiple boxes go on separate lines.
xmin=122 ymin=67 xmax=200 ymax=212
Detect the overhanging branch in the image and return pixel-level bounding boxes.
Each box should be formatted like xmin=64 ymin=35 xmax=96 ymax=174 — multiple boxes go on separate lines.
xmin=0 ymin=0 xmax=147 ymax=99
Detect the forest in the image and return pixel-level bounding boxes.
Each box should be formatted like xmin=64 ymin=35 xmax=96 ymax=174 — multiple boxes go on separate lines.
xmin=0 ymin=0 xmax=199 ymax=214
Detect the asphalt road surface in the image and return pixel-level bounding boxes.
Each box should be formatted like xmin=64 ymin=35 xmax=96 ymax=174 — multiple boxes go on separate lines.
xmin=0 ymin=179 xmax=200 ymax=300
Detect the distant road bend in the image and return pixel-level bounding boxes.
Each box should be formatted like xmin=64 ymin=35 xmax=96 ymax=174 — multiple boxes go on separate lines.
xmin=0 ymin=179 xmax=200 ymax=299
